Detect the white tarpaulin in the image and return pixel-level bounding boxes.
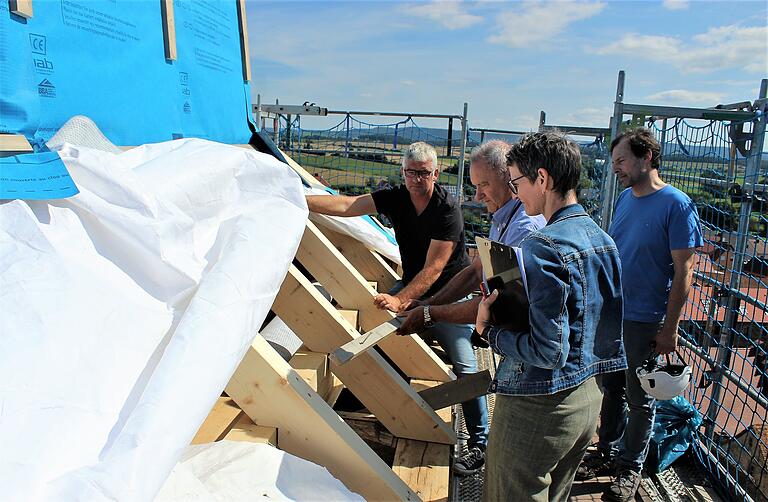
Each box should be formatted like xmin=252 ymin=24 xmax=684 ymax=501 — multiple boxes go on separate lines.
xmin=157 ymin=441 xmax=364 ymax=501
xmin=0 ymin=138 xmax=308 ymax=501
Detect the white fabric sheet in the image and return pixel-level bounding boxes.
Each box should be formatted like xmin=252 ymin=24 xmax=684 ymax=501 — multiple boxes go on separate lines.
xmin=157 ymin=441 xmax=364 ymax=501
xmin=0 ymin=138 xmax=308 ymax=501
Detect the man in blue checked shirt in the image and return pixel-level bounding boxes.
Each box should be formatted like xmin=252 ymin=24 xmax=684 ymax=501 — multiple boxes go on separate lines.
xmin=398 ymin=140 xmax=545 ymax=475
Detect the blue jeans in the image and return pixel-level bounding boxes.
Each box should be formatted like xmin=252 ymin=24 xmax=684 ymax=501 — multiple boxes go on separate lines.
xmin=597 ymin=319 xmax=661 ymax=472
xmin=390 ymin=282 xmax=489 ymax=447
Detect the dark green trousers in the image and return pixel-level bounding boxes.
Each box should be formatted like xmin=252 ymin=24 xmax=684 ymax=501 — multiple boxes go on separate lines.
xmin=483 ymin=377 xmax=602 ymax=502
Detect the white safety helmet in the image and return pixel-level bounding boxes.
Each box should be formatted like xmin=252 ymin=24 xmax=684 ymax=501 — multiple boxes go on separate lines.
xmin=636 ymin=351 xmax=692 ymax=401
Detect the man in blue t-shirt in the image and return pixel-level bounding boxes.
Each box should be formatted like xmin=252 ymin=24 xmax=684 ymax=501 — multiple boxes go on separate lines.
xmin=578 ymin=128 xmax=703 ymax=502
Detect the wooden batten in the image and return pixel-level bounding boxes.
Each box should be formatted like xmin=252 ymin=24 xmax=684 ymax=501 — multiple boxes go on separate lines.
xmin=235 ymin=0 xmax=251 ymax=81
xmin=273 ymin=266 xmax=456 ymax=445
xmin=296 ymin=221 xmax=454 ymax=382
xmin=0 ymin=134 xmax=33 ymax=155
xmin=9 ymin=0 xmax=33 ymax=18
xmin=160 ymin=0 xmax=177 ymax=61
xmin=331 ymin=319 xmax=400 ymax=366
xmin=226 ymin=335 xmax=419 ymax=502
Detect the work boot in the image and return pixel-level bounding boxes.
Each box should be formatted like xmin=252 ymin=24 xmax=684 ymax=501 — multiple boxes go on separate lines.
xmin=453 ymin=445 xmax=485 ymax=475
xmin=575 ymin=450 xmax=613 ymax=480
xmin=603 ymin=468 xmax=641 ymax=502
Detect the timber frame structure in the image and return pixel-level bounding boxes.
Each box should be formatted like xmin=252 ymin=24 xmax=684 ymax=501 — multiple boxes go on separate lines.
xmin=196 ymin=146 xmax=467 ymax=501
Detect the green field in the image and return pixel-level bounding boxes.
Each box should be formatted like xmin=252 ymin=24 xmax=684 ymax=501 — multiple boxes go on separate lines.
xmin=295 ymin=152 xmax=460 ymax=189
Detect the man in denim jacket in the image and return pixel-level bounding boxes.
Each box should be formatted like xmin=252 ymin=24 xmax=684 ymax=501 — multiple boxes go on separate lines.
xmin=477 ymin=131 xmax=627 ymax=501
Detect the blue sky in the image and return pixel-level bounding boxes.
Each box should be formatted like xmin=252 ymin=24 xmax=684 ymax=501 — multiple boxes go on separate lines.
xmin=245 ymin=0 xmax=767 ymax=132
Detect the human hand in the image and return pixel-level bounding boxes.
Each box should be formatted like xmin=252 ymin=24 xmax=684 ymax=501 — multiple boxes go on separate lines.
xmin=373 ymin=293 xmax=404 ymax=313
xmin=653 ymin=323 xmax=679 ymax=355
xmin=475 ymin=289 xmax=498 ymax=333
xmin=400 ymin=298 xmax=425 ymax=311
xmin=396 ymin=307 xmax=424 ymax=336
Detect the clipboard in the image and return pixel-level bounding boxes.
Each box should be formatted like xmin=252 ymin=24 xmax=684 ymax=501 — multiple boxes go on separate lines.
xmin=476 ymin=237 xmax=530 ymax=332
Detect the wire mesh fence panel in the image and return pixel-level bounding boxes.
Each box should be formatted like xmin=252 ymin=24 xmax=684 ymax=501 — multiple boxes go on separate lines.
xmin=608 ymin=114 xmax=768 ymax=501
xmin=271 ymin=112 xmax=465 ymax=197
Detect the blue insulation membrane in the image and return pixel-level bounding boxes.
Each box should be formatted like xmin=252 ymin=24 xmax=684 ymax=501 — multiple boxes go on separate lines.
xmin=0 ymin=151 xmax=78 ymax=199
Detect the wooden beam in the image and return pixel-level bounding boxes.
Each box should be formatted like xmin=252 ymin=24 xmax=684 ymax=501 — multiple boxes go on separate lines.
xmin=289 ymin=349 xmax=332 ymax=399
xmin=226 ymin=335 xmax=419 ymax=501
xmin=297 ymin=221 xmax=453 ymax=382
xmin=160 ymin=0 xmax=177 ymax=61
xmin=417 ymin=370 xmax=491 ymax=411
xmin=393 ymin=439 xmax=450 ymax=502
xmin=330 ymin=318 xmax=401 ymax=366
xmin=273 ymin=266 xmax=456 ymax=444
xmin=235 ymin=0 xmax=251 ymax=81
xmin=224 ymin=414 xmax=277 ymax=447
xmin=321 ymin=226 xmax=399 ymax=293
xmin=0 ymin=134 xmax=33 ymax=154
xmin=9 ymin=0 xmax=33 ymax=18
xmin=191 ymin=397 xmax=244 ymax=444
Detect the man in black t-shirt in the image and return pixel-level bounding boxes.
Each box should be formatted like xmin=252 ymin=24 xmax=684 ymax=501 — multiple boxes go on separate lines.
xmin=307 ymin=141 xmax=469 ymax=311
xmin=307 ymin=142 xmax=486 ymax=474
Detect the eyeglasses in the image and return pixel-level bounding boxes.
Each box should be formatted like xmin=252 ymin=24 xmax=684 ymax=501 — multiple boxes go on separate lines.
xmin=507 ymin=174 xmax=526 ymax=195
xmin=403 ymin=169 xmax=435 ymax=180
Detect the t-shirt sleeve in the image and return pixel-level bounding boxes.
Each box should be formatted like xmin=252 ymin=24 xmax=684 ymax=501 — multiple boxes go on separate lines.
xmin=431 ymin=202 xmax=464 ymax=242
xmin=669 ymin=196 xmax=704 ymax=250
xmin=371 ymin=188 xmax=397 ymax=217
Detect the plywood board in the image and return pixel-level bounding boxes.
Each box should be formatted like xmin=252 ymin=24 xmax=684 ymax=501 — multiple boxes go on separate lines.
xmin=297 ymin=221 xmax=453 ymax=382
xmin=272 ymin=266 xmax=456 ymax=445
xmin=393 ymin=439 xmax=450 ymax=502
xmin=226 ymin=335 xmax=419 ymax=501
xmin=417 ymin=371 xmax=491 ymax=411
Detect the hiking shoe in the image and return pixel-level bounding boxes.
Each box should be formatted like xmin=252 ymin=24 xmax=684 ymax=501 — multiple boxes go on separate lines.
xmin=453 ymin=445 xmax=485 ymax=475
xmin=603 ymin=469 xmax=641 ymax=502
xmin=575 ymin=450 xmax=613 ymax=480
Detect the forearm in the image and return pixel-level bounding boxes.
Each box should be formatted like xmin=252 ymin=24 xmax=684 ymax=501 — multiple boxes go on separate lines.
xmin=428 ymin=260 xmax=481 ymax=305
xmin=396 ymin=267 xmax=442 ymax=302
xmin=306 ymin=194 xmax=373 ymax=217
xmin=430 ymin=297 xmax=480 ymax=325
xmin=664 ymin=272 xmax=693 ymax=329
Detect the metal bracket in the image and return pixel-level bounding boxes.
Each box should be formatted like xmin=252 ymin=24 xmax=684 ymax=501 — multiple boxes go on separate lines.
xmin=253 ymin=103 xmax=328 ymax=116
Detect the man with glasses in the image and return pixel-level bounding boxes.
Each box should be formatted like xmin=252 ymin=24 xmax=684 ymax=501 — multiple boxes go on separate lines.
xmin=307 ymin=141 xmax=470 ymax=312
xmin=307 ymin=142 xmax=477 ymax=465
xmin=395 ymin=140 xmax=545 ymax=474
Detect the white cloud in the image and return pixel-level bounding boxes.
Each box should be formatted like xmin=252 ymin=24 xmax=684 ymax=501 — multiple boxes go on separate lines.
xmin=403 ymin=1 xmax=483 ymax=30
xmin=595 ymin=24 xmax=768 ymax=74
xmin=646 ymin=89 xmax=724 ymax=106
xmin=488 ymin=1 xmax=606 ymax=48
xmin=662 ymin=0 xmax=689 ymax=10
xmin=558 ymin=106 xmax=614 ymax=129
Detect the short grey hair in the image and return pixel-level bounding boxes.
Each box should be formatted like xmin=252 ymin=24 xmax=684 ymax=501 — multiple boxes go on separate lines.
xmin=470 ymin=140 xmax=511 ymax=180
xmin=402 ymin=141 xmax=439 ymax=172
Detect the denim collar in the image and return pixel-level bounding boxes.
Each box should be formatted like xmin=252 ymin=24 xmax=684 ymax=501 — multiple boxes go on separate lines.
xmin=546 ymin=203 xmax=587 ymax=226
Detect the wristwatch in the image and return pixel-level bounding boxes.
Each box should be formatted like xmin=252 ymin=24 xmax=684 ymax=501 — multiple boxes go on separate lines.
xmin=423 ymin=305 xmax=435 ymax=328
